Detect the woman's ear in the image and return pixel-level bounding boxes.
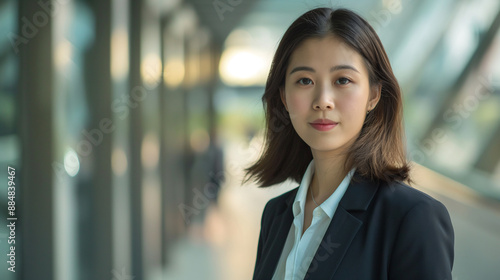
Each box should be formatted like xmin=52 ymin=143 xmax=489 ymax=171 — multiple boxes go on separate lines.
xmin=280 ymin=87 xmax=288 ymax=111
xmin=367 ymin=83 xmax=382 ymax=111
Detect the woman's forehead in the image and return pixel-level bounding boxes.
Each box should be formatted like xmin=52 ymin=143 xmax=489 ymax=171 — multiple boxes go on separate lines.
xmin=287 ymin=36 xmax=366 ymax=74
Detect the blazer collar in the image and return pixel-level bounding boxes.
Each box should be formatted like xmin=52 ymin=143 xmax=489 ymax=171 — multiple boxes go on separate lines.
xmin=260 ymin=171 xmax=380 ymax=280
xmin=284 ymin=171 xmax=378 ymax=210
xmin=305 ymin=172 xmax=380 ymax=279
xmin=339 ymin=172 xmax=380 ymax=211
xmin=256 ymin=191 xmax=296 ymax=280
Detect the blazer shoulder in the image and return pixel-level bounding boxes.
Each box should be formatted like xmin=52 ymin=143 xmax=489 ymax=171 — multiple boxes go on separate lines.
xmin=261 ymin=186 xmax=298 ymax=220
xmin=265 ymin=186 xmax=298 ymax=209
xmin=377 ymin=180 xmax=450 ymax=215
xmin=381 ymin=181 xmax=455 ymax=279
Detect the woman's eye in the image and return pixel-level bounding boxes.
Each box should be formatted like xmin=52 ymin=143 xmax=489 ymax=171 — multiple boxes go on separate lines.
xmin=297 ymin=78 xmax=313 ymax=85
xmin=335 ymin=77 xmax=351 ymax=85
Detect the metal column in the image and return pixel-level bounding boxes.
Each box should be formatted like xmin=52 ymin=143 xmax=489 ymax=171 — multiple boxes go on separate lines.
xmin=18 ymin=0 xmax=55 ymax=279
xmin=83 ymin=0 xmax=114 ymax=279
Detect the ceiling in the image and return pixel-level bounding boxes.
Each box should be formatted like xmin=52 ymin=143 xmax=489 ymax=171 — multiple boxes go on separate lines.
xmin=186 ymin=0 xmax=382 ymax=46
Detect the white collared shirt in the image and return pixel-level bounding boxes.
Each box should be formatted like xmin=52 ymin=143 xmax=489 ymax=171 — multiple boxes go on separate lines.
xmin=272 ymin=159 xmax=355 ymax=280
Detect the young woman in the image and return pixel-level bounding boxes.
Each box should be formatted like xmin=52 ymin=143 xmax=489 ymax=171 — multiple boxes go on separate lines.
xmin=242 ymin=7 xmax=454 ymax=280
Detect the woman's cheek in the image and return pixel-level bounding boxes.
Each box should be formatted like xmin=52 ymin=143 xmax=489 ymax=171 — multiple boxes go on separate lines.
xmin=341 ymin=91 xmax=368 ymax=119
xmin=287 ymin=93 xmax=310 ymax=117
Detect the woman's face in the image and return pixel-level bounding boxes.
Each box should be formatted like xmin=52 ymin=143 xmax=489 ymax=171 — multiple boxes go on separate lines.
xmin=280 ymin=35 xmax=380 ymax=157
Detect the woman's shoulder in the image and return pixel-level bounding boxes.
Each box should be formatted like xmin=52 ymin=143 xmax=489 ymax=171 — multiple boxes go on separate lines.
xmin=375 ymin=179 xmax=450 ymax=218
xmin=264 ymin=186 xmax=299 ymax=211
xmin=261 ymin=179 xmax=451 ymax=222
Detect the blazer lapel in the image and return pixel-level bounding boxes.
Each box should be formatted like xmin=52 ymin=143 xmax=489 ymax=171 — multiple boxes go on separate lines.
xmin=256 ymin=187 xmax=297 ymax=279
xmin=305 ymin=173 xmax=380 ymax=279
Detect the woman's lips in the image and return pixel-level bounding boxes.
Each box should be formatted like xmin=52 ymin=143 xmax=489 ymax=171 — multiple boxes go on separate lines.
xmin=309 ymin=122 xmax=338 ymax=131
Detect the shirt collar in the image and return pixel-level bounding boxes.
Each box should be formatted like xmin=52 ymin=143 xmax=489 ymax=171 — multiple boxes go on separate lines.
xmin=292 ymin=159 xmax=356 ymax=219
xmin=292 ymin=160 xmax=315 ymax=217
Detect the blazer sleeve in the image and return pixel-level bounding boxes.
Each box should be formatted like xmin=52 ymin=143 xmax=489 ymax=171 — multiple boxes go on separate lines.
xmin=253 ymin=201 xmax=271 ymax=276
xmin=388 ymin=200 xmax=455 ymax=280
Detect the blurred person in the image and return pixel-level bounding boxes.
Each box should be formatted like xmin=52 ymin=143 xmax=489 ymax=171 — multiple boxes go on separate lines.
xmin=206 ymin=138 xmax=225 ymax=206
xmin=243 ymin=7 xmax=454 ymax=280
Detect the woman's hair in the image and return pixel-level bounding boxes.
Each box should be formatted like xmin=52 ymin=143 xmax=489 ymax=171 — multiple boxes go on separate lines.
xmin=242 ymin=7 xmax=411 ymax=187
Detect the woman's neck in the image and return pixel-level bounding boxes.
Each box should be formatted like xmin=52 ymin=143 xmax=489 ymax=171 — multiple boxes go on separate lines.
xmin=309 ymin=153 xmax=349 ymax=205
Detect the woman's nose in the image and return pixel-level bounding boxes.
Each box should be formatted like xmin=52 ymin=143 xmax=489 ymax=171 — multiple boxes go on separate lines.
xmin=313 ymin=83 xmax=335 ymax=110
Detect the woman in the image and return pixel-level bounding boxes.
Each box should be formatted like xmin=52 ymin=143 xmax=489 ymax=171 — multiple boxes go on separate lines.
xmin=242 ymin=7 xmax=454 ymax=280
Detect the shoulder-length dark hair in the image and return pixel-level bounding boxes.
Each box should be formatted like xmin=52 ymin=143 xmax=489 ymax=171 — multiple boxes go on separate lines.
xmin=242 ymin=7 xmax=411 ymax=187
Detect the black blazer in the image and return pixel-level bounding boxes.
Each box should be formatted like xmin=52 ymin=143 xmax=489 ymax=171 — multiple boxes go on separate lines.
xmin=253 ymin=173 xmax=454 ymax=280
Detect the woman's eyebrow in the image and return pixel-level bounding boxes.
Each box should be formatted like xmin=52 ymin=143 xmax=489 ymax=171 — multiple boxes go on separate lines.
xmin=288 ymin=64 xmax=360 ymax=76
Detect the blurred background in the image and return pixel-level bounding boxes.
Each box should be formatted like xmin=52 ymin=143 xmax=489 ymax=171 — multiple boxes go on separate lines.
xmin=0 ymin=0 xmax=500 ymax=279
